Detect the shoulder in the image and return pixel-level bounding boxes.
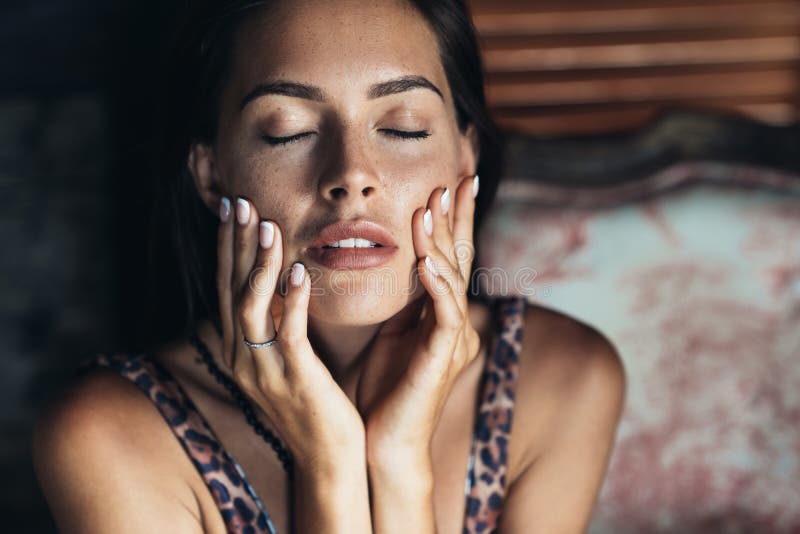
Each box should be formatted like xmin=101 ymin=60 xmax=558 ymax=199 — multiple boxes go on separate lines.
xmin=497 ymin=303 xmax=626 ymax=532
xmin=511 ymin=302 xmax=626 ymax=474
xmin=31 ymin=362 xmax=203 ymax=533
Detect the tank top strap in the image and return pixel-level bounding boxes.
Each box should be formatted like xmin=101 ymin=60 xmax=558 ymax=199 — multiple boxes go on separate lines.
xmin=463 ymin=295 xmax=527 ymax=534
xmin=78 ymin=352 xmax=276 ymax=534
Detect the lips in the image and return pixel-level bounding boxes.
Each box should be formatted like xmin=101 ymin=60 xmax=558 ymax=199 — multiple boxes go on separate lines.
xmin=308 ymin=220 xmax=398 ymax=249
xmin=305 ymin=219 xmax=399 ymax=270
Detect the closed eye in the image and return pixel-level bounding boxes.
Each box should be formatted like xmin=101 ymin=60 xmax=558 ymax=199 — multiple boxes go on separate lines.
xmin=262 ymin=132 xmax=315 ymax=146
xmin=380 ymin=129 xmax=431 ymax=141
xmin=262 ymin=128 xmax=431 ymax=146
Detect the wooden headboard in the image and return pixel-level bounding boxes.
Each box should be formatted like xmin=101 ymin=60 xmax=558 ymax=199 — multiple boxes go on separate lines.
xmin=467 ymin=0 xmax=800 ymax=136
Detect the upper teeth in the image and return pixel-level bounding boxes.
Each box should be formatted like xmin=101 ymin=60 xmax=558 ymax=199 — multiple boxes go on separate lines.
xmin=325 ymin=238 xmax=379 ymax=248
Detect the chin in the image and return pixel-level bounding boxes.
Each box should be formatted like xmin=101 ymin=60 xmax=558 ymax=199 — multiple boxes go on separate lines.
xmin=307 ymin=268 xmax=425 ymax=326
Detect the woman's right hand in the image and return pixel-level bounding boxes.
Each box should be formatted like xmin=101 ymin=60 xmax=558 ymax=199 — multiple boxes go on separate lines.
xmin=216 ymin=195 xmax=366 ymax=474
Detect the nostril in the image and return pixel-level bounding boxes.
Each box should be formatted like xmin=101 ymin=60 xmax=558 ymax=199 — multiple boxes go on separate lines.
xmin=361 ymin=186 xmax=374 ymax=196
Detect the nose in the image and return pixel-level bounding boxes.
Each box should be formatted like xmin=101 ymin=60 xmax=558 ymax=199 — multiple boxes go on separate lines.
xmin=318 ymin=129 xmax=381 ymax=205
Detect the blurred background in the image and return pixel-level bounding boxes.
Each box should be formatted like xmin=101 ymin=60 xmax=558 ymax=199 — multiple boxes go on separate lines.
xmin=1 ymin=0 xmax=798 ymax=532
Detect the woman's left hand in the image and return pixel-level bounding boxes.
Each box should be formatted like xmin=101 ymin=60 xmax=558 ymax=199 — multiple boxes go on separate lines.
xmin=359 ymin=174 xmax=482 ymax=469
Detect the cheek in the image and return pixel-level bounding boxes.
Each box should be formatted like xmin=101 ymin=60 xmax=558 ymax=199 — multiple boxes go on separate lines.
xmin=219 ymin=156 xmax=309 ymax=249
xmin=376 ymin=142 xmax=459 ymax=206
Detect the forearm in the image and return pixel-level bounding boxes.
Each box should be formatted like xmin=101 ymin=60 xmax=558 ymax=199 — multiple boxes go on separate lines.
xmin=293 ymin=451 xmax=372 ymax=533
xmin=367 ymin=448 xmax=437 ymax=534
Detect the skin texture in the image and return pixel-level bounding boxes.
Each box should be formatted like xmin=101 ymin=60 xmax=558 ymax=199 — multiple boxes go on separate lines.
xmin=191 ymin=2 xmax=485 ymax=530
xmin=189 ymin=0 xmax=478 ymax=413
xmin=31 ymin=1 xmax=627 ymax=533
xmin=193 ymin=0 xmax=477 ymax=381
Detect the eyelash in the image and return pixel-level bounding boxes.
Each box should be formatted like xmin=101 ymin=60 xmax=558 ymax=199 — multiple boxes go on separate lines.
xmin=262 ymin=129 xmax=431 ymax=146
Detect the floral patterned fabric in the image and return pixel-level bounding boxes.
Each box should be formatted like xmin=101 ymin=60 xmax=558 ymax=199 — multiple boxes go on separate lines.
xmin=476 ymin=163 xmax=800 ymax=533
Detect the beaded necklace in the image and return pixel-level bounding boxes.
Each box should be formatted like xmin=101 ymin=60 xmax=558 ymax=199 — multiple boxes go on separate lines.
xmin=188 ymin=331 xmax=295 ymax=480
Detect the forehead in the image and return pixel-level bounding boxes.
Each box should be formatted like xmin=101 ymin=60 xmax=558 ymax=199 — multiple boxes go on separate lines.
xmin=225 ymin=0 xmax=451 ymax=106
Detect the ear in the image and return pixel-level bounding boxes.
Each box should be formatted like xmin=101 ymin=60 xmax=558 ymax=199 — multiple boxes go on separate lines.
xmin=457 ymin=123 xmax=480 ymax=178
xmin=187 ymin=142 xmax=224 ymax=215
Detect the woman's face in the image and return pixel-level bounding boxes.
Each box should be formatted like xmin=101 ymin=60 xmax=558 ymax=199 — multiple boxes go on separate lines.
xmin=192 ymin=0 xmax=478 ymax=326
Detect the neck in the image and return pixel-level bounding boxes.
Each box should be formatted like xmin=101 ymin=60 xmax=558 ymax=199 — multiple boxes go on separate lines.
xmin=306 ymin=318 xmax=379 ymax=388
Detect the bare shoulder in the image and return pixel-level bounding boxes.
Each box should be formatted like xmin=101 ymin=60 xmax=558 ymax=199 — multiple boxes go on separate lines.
xmin=509 ymin=303 xmax=627 ymax=477
xmin=31 ymin=365 xmax=203 ymax=533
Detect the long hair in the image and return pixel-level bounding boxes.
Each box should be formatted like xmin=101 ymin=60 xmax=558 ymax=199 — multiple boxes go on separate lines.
xmin=145 ymin=0 xmax=506 ymax=346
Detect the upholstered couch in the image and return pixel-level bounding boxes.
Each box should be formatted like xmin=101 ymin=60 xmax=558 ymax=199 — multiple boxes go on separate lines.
xmin=477 ymin=111 xmax=800 ymax=533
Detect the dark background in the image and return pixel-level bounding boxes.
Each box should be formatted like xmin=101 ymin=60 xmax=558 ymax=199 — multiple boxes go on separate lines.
xmin=1 ymin=2 xmax=180 ymax=530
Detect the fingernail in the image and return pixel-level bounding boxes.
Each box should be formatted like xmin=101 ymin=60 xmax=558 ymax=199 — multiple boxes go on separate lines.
xmin=291 ymin=262 xmax=305 ymax=286
xmin=425 ymin=255 xmax=436 ymax=276
xmin=423 ymin=209 xmax=433 ymax=236
xmin=260 ymin=221 xmax=274 ymax=249
xmin=236 ymin=197 xmax=250 ymax=225
xmin=472 ymin=174 xmax=480 ymax=198
xmin=219 ymin=197 xmax=231 ymax=222
xmin=440 ymin=187 xmax=450 ymax=215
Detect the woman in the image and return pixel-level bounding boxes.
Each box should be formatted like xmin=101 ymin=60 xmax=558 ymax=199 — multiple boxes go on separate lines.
xmin=32 ymin=1 xmax=626 ymax=532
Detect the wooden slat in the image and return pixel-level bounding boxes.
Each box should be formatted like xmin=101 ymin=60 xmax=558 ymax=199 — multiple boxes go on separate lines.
xmin=468 ymin=0 xmax=800 ymax=133
xmin=486 ymin=68 xmax=798 ymax=107
xmin=485 ymin=60 xmax=800 ymax=83
xmin=492 ymin=99 xmax=798 ymax=136
xmin=482 ymin=27 xmax=800 ymax=50
xmin=469 ymin=0 xmax=794 ymax=10
xmin=471 ymin=2 xmax=800 ymax=36
xmin=482 ymin=36 xmax=800 ymax=72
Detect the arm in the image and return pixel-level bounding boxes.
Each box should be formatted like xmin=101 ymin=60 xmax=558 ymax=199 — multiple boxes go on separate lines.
xmin=293 ymin=441 xmax=372 ymax=532
xmin=31 ymin=371 xmax=204 ymax=534
xmin=366 ymin=448 xmax=436 ymax=534
xmin=499 ymin=334 xmax=627 ymax=533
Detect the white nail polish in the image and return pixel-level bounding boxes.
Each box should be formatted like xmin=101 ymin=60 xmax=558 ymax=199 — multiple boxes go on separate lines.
xmin=472 ymin=174 xmax=480 ymax=198
xmin=260 ymin=221 xmax=274 ymax=249
xmin=219 ymin=197 xmax=231 ymax=222
xmin=291 ymin=262 xmax=305 ymax=286
xmin=440 ymin=188 xmax=450 ymax=215
xmin=423 ymin=209 xmax=433 ymax=236
xmin=236 ymin=197 xmax=250 ymax=225
xmin=425 ymin=255 xmax=436 ymax=276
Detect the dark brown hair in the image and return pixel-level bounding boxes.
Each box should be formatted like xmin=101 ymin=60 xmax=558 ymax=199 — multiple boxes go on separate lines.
xmin=146 ymin=0 xmax=505 ymax=343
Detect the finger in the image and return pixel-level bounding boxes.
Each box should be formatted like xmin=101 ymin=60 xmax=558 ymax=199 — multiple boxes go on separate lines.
xmin=239 ymin=219 xmax=284 ymax=377
xmin=418 ymin=255 xmax=462 ymax=332
xmin=216 ymin=196 xmax=236 ymax=370
xmin=412 ymin=206 xmax=466 ymax=311
xmin=409 ymin=255 xmax=464 ymax=379
xmin=424 ymin=251 xmax=467 ymax=300
xmin=233 ymin=196 xmax=259 ymax=296
xmin=427 ymin=186 xmax=456 ymax=266
xmin=411 ymin=205 xmax=435 ymax=260
xmin=451 ymin=174 xmax=478 ymax=281
xmin=276 ymin=262 xmax=313 ymax=378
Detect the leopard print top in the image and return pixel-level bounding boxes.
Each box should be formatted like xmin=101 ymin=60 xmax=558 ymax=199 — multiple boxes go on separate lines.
xmin=80 ymin=296 xmax=526 ymax=533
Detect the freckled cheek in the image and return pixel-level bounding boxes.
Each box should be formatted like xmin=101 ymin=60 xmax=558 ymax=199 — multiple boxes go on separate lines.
xmin=222 ymin=157 xmax=304 ymax=229
xmin=383 ymin=151 xmax=456 ymax=211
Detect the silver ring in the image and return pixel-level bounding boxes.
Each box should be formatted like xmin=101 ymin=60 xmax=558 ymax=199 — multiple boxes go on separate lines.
xmin=243 ymin=333 xmax=279 ymax=348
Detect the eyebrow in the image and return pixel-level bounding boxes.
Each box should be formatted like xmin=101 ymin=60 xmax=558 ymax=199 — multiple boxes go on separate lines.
xmin=239 ymin=75 xmax=444 ymax=110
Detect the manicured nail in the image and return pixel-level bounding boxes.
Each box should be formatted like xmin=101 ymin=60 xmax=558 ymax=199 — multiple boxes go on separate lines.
xmin=219 ymin=197 xmax=231 ymax=222
xmin=472 ymin=174 xmax=480 ymax=198
xmin=260 ymin=221 xmax=274 ymax=249
xmin=291 ymin=262 xmax=305 ymax=286
xmin=425 ymin=255 xmax=436 ymax=276
xmin=423 ymin=209 xmax=433 ymax=236
xmin=236 ymin=197 xmax=250 ymax=225
xmin=440 ymin=187 xmax=450 ymax=215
